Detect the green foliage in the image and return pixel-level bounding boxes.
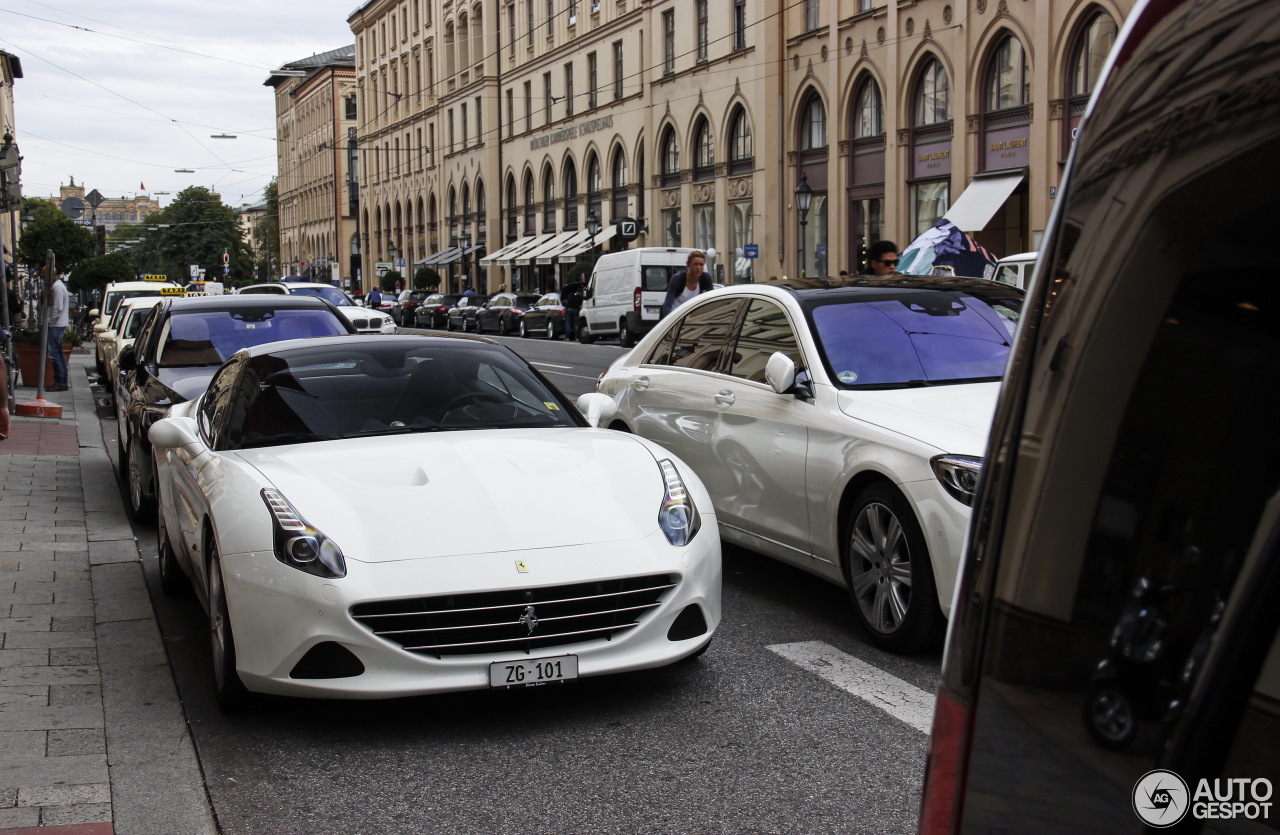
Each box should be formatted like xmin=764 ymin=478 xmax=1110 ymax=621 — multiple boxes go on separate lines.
xmin=114 ymin=187 xmax=251 ymax=282
xmin=380 ymin=269 xmax=401 ymax=292
xmin=11 ymin=326 xmax=81 ymax=346
xmin=414 ymin=266 xmax=440 ymax=290
xmin=17 ymin=200 xmax=96 ymax=272
xmin=567 ymin=260 xmax=594 ymax=284
xmin=69 ymin=253 xmax=134 ymax=293
xmin=251 ymin=180 xmax=280 ymax=280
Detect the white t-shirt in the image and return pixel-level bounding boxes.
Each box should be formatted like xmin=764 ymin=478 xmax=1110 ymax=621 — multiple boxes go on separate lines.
xmin=50 ymin=279 xmax=70 ymax=328
xmin=672 ymin=285 xmax=701 ymax=312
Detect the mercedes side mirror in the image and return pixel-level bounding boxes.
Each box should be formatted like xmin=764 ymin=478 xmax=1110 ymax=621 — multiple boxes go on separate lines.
xmin=765 ymin=352 xmax=797 ymax=395
xmin=576 ymin=392 xmax=618 ymax=428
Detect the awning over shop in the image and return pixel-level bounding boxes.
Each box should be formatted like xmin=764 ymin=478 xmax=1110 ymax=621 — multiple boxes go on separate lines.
xmin=479 ymin=238 xmax=527 ymax=267
xmin=434 ymin=247 xmax=465 ymax=266
xmin=498 ymin=234 xmax=553 ymax=266
xmin=419 ymin=246 xmax=459 ymax=267
xmin=535 ymin=229 xmax=592 ymax=265
xmin=943 ymin=171 xmax=1025 ymax=232
xmin=554 ymin=224 xmax=618 ymax=260
xmin=515 ymin=231 xmax=579 ymax=266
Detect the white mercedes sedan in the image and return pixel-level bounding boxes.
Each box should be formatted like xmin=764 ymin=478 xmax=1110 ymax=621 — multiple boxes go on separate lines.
xmin=150 ymin=334 xmax=720 ymax=709
xmin=595 ymin=277 xmax=1023 ymax=654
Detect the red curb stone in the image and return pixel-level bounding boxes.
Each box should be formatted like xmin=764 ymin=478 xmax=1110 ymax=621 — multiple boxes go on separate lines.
xmin=0 ymin=825 xmax=113 ymax=835
xmin=0 ymin=422 xmax=80 ymax=457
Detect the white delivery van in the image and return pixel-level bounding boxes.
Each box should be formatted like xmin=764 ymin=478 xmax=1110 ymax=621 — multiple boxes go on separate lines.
xmin=995 ymin=251 xmax=1038 ymax=289
xmin=580 ymin=247 xmax=697 ymax=347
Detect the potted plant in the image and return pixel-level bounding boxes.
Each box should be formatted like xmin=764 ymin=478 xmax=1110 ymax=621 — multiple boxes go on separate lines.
xmin=11 ymin=327 xmax=78 ymax=387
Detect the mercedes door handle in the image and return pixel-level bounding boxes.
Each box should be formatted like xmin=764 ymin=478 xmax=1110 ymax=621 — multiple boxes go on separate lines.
xmin=633 ymin=376 xmax=651 ymax=391
xmin=714 ymin=390 xmax=736 ymax=406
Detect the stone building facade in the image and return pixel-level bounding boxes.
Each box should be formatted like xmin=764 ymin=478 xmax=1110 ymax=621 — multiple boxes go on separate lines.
xmin=345 ymin=0 xmax=1132 ymax=294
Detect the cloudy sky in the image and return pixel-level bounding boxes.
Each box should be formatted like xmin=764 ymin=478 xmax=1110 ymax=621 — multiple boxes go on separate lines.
xmin=2 ymin=0 xmax=360 ymax=211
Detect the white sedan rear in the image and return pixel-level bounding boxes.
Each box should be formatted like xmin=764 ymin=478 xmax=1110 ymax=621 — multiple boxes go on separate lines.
xmin=150 ymin=334 xmax=719 ymax=709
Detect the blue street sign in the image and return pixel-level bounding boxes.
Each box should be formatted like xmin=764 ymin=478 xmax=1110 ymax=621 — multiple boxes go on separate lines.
xmin=395 ymin=257 xmax=405 ymax=269
xmin=816 ymin=243 xmax=828 ymax=258
xmin=744 ymin=244 xmax=759 ymax=259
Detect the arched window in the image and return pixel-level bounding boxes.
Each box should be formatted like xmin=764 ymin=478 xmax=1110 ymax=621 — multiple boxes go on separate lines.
xmin=457 ymin=13 xmax=470 ymax=71
xmin=523 ymin=172 xmax=536 ymax=233
xmin=462 ymin=182 xmax=472 ymax=226
xmin=693 ymin=117 xmax=715 ymax=180
xmin=474 ymin=179 xmax=486 ymax=243
xmin=543 ymin=164 xmax=557 ymax=232
xmin=505 ymin=175 xmax=518 ymax=240
xmin=853 ymin=76 xmax=883 ymax=138
xmin=1071 ymin=11 xmax=1116 ymax=98
xmin=986 ymin=34 xmax=1029 ymax=111
xmin=914 ymin=57 xmax=950 ymax=126
xmin=661 ymin=126 xmax=681 ymax=186
xmin=563 ymin=159 xmax=579 ymax=229
xmin=586 ymin=153 xmax=602 ymax=223
xmin=611 ymin=148 xmax=628 ymax=221
xmin=444 ymin=22 xmax=456 ymax=77
xmin=800 ymin=94 xmax=826 ymax=150
xmin=448 ymin=188 xmax=458 ymax=243
xmin=728 ymin=106 xmax=753 ymax=175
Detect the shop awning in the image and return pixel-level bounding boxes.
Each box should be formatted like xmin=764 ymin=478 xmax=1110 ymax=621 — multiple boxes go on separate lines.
xmin=418 ymin=246 xmax=459 ymax=267
xmin=535 ymin=229 xmax=592 ymax=265
xmin=554 ymin=224 xmax=618 ymax=260
xmin=498 ymin=234 xmax=553 ymax=266
xmin=479 ymin=238 xmax=527 ymax=267
xmin=514 ymin=231 xmax=579 ymax=266
xmin=943 ymin=171 xmax=1025 ymax=232
xmin=434 ymin=247 xmax=464 ymax=266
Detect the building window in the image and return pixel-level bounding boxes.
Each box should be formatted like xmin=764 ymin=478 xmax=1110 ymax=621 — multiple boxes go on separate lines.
xmin=588 ymin=51 xmax=598 ymax=108
xmin=663 ymin=10 xmax=675 ymax=74
xmin=728 ymin=106 xmax=753 ymax=175
xmin=543 ymin=168 xmax=556 ymax=232
xmin=611 ymin=150 xmax=628 ymax=221
xmin=524 ymin=80 xmax=532 ymax=132
xmin=508 ymin=3 xmax=516 ymax=56
xmin=345 ymin=96 xmax=357 ymax=120
xmin=662 ymin=208 xmax=681 ymax=247
xmin=800 ymin=95 xmax=826 ymax=150
xmin=853 ymin=78 xmax=882 ymax=138
xmin=806 ymin=0 xmax=819 ymax=31
xmin=461 ymin=103 xmax=468 ymax=148
xmin=569 ymin=0 xmax=578 ymax=25
xmin=613 ymin=41 xmax=624 ymax=100
xmin=475 ymin=96 xmax=482 ymax=143
xmin=544 ymin=72 xmax=553 ymax=124
xmin=911 ymin=182 xmax=949 ymax=237
xmin=661 ymin=126 xmax=681 ymax=187
xmin=506 ymin=177 xmax=518 ymax=240
xmin=914 ymin=57 xmax=950 ymax=126
xmin=527 ymin=0 xmax=534 ymax=47
xmin=694 ymin=205 xmax=715 ymax=254
xmin=697 ymin=0 xmax=709 ymax=62
xmin=547 ymin=0 xmax=555 ymax=36
xmin=693 ymin=117 xmax=715 ymax=181
xmin=524 ymin=175 xmax=536 ymax=233
xmin=564 ymin=161 xmax=579 ymax=228
xmin=448 ymin=109 xmax=455 ymax=153
xmin=730 ymin=201 xmax=754 ymax=282
xmin=586 ymin=154 xmax=602 ymax=223
xmin=733 ymin=0 xmax=747 ymax=50
xmin=565 ymin=62 xmax=574 ymax=117
xmin=986 ymin=35 xmax=1030 ymax=111
xmin=506 ymin=88 xmax=514 ymax=138
xmin=1071 ymin=13 xmax=1116 ymax=97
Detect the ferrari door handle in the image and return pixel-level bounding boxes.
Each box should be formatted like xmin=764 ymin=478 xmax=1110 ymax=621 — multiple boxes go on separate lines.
xmin=714 ymin=390 xmax=736 ymax=406
xmin=633 ymin=376 xmax=651 ymax=391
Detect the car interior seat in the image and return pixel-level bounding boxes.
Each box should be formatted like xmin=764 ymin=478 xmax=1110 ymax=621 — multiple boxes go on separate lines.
xmin=160 ymin=315 xmax=223 ymax=366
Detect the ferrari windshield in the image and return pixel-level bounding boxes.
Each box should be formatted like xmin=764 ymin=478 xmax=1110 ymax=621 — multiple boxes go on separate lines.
xmin=809 ymin=286 xmax=1023 ymax=388
xmin=234 ymin=341 xmax=578 ymax=448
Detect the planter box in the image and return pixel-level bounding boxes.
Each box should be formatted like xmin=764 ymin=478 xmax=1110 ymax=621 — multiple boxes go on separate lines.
xmin=15 ymin=342 xmax=75 ymax=388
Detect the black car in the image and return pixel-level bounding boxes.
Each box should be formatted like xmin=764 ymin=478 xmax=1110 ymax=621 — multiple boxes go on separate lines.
xmin=114 ymin=295 xmax=354 ymax=522
xmin=390 ymin=289 xmax=431 ymax=326
xmin=920 ymin=1 xmax=1280 ymax=831
xmin=414 ymin=293 xmax=462 ymax=329
xmin=517 ymin=292 xmax=567 ymax=339
xmin=474 ymin=292 xmax=541 ymax=335
xmin=445 ymin=295 xmax=490 ymax=332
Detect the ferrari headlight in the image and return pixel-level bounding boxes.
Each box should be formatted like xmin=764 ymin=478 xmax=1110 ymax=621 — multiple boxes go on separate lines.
xmin=931 ymin=454 xmax=984 ymax=506
xmin=657 ymin=459 xmax=701 ymax=546
xmin=261 ymin=488 xmax=347 ymax=578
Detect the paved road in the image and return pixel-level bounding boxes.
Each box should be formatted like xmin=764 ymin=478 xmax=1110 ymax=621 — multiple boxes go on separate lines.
xmin=103 ymin=334 xmax=941 ymax=835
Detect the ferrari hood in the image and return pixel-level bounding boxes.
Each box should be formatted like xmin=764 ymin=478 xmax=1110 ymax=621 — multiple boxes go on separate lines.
xmin=236 ymin=428 xmax=670 ymax=563
xmin=835 ymin=381 xmax=1001 ymax=455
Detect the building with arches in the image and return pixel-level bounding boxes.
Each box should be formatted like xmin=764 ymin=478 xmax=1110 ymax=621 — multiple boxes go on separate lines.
xmin=343 ymin=0 xmax=1132 ymax=291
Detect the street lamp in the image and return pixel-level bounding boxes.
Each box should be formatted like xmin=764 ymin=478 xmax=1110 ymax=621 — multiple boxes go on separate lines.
xmin=387 ymin=240 xmax=398 ymax=293
xmin=458 ymin=229 xmax=471 ymax=293
xmin=795 ymin=172 xmax=813 ymax=279
xmin=585 ymin=209 xmax=601 ymax=259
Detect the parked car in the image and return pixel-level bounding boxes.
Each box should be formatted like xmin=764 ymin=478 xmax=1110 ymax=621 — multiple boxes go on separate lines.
xmin=91 ymin=277 xmax=184 ymax=371
xmin=919 ymin=0 xmax=1280 ymax=831
xmin=389 ymin=289 xmax=431 ymax=326
xmin=445 ymin=295 xmax=489 ymax=331
xmin=474 ymin=292 xmax=541 ymax=335
xmin=237 ymin=281 xmax=396 ymax=334
xmin=115 ymin=295 xmax=355 ymax=524
xmin=993 ymin=251 xmax=1037 ymax=289
xmin=148 ymin=334 xmax=720 ymax=709
xmin=598 ymin=276 xmax=1023 ymax=653
xmin=414 ymin=293 xmax=462 ymax=329
xmin=518 ymin=292 xmax=568 ymax=339
xmin=103 ymin=297 xmax=163 ymax=387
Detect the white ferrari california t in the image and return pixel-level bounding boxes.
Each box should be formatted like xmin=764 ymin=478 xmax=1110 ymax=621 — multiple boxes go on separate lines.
xmin=149 ymin=334 xmax=720 ymax=709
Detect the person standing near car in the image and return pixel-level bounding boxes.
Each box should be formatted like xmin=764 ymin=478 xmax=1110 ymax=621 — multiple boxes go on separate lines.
xmin=45 ymin=270 xmax=70 ymax=392
xmin=367 ymin=286 xmax=382 ymax=309
xmin=660 ymin=250 xmax=712 ymax=319
xmin=561 ymin=283 xmax=584 ymax=341
xmin=862 ymin=241 xmax=900 ymax=276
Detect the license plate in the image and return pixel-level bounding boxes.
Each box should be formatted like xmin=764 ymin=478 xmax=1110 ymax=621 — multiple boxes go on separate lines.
xmin=490 ymin=654 xmax=578 ymax=688
xmin=644 ymin=305 xmax=661 ymax=314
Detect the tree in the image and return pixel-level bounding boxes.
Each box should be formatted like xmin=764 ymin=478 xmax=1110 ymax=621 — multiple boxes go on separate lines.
xmin=414 ymin=266 xmax=440 ymax=290
xmin=567 ymin=260 xmax=594 ymax=285
xmin=380 ymin=269 xmax=401 ymax=292
xmin=251 ymin=180 xmax=280 ymax=280
xmin=126 ymin=187 xmax=251 ymax=283
xmin=17 ymin=198 xmax=96 ymax=272
xmin=70 ymin=253 xmax=134 ymax=293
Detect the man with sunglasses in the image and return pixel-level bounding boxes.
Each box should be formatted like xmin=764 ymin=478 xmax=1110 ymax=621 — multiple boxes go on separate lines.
xmin=863 ymin=240 xmax=900 ymax=276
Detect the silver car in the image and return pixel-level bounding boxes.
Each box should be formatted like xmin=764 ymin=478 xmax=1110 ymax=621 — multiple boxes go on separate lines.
xmin=596 ymin=276 xmax=1023 ymax=652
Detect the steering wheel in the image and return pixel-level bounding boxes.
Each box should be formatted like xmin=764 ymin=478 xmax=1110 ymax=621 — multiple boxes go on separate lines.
xmin=439 ymin=390 xmax=508 ymax=415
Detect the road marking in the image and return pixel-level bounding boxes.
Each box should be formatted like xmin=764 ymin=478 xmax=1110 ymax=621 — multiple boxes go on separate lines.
xmin=767 ymin=640 xmax=934 ymax=733
xmin=531 ymin=362 xmax=573 ymax=369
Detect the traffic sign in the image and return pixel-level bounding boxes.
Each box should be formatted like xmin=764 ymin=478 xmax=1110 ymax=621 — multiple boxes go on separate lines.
xmin=744 ymin=244 xmax=759 ymax=259
xmin=395 ymin=257 xmax=405 ymax=269
xmin=617 ymin=217 xmax=639 ymax=242
xmin=189 ymin=264 xmax=199 ymax=278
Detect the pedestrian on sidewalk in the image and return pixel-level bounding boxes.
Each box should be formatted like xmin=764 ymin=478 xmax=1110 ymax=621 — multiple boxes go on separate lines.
xmin=46 ymin=270 xmax=71 ymax=391
xmin=660 ymin=250 xmax=712 ymax=319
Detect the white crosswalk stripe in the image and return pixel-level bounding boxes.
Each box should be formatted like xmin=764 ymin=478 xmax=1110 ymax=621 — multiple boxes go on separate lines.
xmin=768 ymin=640 xmax=935 ymax=733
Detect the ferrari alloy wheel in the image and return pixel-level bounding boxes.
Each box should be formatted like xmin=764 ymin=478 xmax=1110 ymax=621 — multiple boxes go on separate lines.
xmin=208 ymin=539 xmax=250 ymax=711
xmin=126 ymin=446 xmax=156 ymax=524
xmin=157 ymin=516 xmax=189 ymax=596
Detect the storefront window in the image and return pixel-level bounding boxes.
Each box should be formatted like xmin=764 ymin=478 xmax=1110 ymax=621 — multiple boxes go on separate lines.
xmin=810 ymin=194 xmax=828 ymax=277
xmin=914 ymin=58 xmax=950 ymax=126
xmin=987 ymin=35 xmax=1029 ymax=111
xmin=695 ymin=205 xmax=716 ymax=254
xmin=912 ymin=182 xmax=949 ymax=237
xmin=854 ymin=79 xmax=882 ymax=138
xmin=663 ymin=208 xmax=681 ymax=247
xmin=563 ymin=161 xmax=578 ymax=229
xmin=730 ymin=201 xmax=754 ymax=282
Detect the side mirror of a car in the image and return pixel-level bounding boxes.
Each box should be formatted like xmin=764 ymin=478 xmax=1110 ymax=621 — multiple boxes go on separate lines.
xmin=576 ymin=392 xmax=618 ymax=428
xmin=93 ymin=322 xmax=110 ymax=334
xmin=89 ymin=308 xmax=100 ymax=318
xmin=765 ymin=352 xmax=797 ymax=395
xmin=118 ymin=346 xmax=137 ymax=372
xmin=149 ymin=416 xmax=200 ymax=450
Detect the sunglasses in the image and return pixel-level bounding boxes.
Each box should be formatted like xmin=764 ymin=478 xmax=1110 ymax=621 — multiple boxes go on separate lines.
xmin=877 ymin=259 xmax=899 ymax=267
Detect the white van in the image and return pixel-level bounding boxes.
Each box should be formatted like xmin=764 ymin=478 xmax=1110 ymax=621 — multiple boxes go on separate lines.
xmin=580 ymin=247 xmax=697 ymax=347
xmin=995 ymin=251 xmax=1038 ymax=289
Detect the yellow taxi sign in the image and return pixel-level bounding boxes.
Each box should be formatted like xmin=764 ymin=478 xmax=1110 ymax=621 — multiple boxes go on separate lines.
xmin=142 ymin=274 xmax=169 ymax=282
xmin=159 ymin=286 xmax=186 ymax=296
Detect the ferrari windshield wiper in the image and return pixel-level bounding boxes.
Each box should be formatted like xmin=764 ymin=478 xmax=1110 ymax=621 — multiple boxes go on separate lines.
xmin=349 ymin=425 xmax=447 ymax=437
